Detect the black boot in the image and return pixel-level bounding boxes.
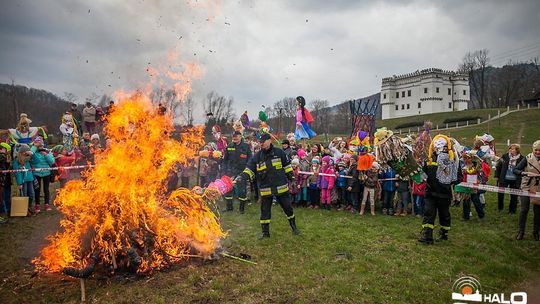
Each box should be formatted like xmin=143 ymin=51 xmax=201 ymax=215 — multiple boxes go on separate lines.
xmin=515 ymin=230 xmax=524 ymax=240
xmin=435 ymin=229 xmax=448 ymax=242
xmin=239 ymin=201 xmax=245 ymax=214
xmin=259 ymin=223 xmax=270 ymax=239
xmin=418 ymin=227 xmax=434 ymax=244
xmin=225 ymin=199 xmax=233 ymax=211
xmin=288 ymin=217 xmax=300 ymax=235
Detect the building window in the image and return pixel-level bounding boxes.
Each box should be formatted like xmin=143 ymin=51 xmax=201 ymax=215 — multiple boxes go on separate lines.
xmin=396 ymin=92 xmax=399 ymax=98
xmin=448 ymin=88 xmax=451 ymax=95
xmin=401 ymin=104 xmax=405 ymax=110
xmin=407 ymin=90 xmax=411 ymax=97
xmin=402 ymin=91 xmax=405 ymax=98
xmin=463 ymin=90 xmax=467 ymax=96
xmin=436 ymin=87 xmax=440 ymax=93
xmin=424 ymin=88 xmax=428 ymax=94
xmin=406 ymin=104 xmax=410 ymax=109
xmin=383 ymin=93 xmax=386 ymax=99
xmin=395 ymin=105 xmax=398 ymax=111
xmin=449 ymin=103 xmax=452 ymax=109
xmin=418 ymin=102 xmax=421 ymax=108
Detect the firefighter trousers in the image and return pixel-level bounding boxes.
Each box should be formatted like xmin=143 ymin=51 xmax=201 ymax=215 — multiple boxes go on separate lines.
xmin=421 ymin=195 xmax=451 ymax=231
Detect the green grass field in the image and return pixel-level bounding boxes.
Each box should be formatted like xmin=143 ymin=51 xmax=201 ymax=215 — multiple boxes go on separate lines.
xmin=0 ymin=190 xmax=539 ymax=304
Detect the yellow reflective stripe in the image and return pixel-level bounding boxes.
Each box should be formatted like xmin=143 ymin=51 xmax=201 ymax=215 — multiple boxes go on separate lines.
xmin=243 ymin=168 xmax=255 ymax=179
xmin=227 ymin=147 xmax=236 ymax=151
xmin=238 ymin=197 xmax=248 ymax=201
xmin=427 ymin=162 xmax=438 ymax=166
xmin=441 ymin=226 xmax=451 ymax=231
xmin=257 ymin=163 xmax=267 ymax=171
xmin=284 ymin=165 xmax=293 ymax=173
xmin=260 ymin=188 xmax=272 ymax=196
xmin=260 ymin=219 xmax=271 ymax=224
xmin=287 ymin=214 xmax=295 ymax=220
xmin=272 ymin=159 xmax=283 ymax=169
xmin=422 ymin=224 xmax=435 ymax=229
xmin=224 ymin=196 xmax=233 ymax=200
xmin=277 ymin=184 xmax=289 ymax=194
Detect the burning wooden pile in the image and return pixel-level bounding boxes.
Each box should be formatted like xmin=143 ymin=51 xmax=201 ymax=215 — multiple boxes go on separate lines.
xmin=33 ymin=93 xmax=225 ymax=279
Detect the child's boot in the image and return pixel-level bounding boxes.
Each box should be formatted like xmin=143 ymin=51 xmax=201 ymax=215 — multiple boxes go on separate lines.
xmin=370 ymin=203 xmax=376 ymax=215
xmin=359 ymin=203 xmax=366 ymax=215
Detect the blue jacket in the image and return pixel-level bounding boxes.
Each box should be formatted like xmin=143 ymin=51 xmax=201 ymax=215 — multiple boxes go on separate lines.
xmin=30 ymin=146 xmax=55 ymax=177
xmin=13 ymin=160 xmax=34 ymax=185
xmin=336 ymin=169 xmax=348 ymax=187
xmin=381 ymin=168 xmax=397 ymax=192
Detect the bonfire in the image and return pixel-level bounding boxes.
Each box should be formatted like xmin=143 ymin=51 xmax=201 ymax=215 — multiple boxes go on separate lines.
xmin=33 ymin=92 xmax=225 ymax=277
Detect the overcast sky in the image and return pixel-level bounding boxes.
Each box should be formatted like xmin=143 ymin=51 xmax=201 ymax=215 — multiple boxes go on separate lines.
xmin=1 ymin=0 xmax=539 ymax=120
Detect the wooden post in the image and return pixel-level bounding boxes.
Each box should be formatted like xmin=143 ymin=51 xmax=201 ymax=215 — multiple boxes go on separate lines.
xmin=507 ymin=139 xmax=510 ymax=146
xmin=466 ymin=121 xmax=469 ymax=126
xmin=528 ymin=103 xmax=530 ymax=109
xmin=497 ymin=110 xmax=500 ymax=117
xmin=455 ymin=122 xmax=458 ymax=128
xmin=517 ymin=104 xmax=520 ymax=111
xmin=477 ymin=118 xmax=481 ymax=124
xmin=436 ymin=124 xmax=439 ymax=130
xmin=80 ymin=279 xmax=86 ymax=302
xmin=445 ymin=123 xmax=448 ymax=129
xmin=408 ymin=128 xmax=411 ymax=134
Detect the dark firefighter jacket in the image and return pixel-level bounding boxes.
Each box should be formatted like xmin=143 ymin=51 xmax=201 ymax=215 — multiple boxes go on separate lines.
xmin=240 ymin=144 xmax=293 ymax=197
xmin=223 ymin=140 xmax=252 ymax=177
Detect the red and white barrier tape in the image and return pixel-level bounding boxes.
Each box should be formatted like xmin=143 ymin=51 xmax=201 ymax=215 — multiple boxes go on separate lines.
xmin=297 ymin=171 xmax=398 ymax=181
xmin=0 ymin=165 xmax=95 ymax=174
xmin=457 ymin=182 xmax=540 ymax=198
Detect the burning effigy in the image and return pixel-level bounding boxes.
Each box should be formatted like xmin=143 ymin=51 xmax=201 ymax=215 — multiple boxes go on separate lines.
xmin=33 ymin=93 xmax=225 ymax=277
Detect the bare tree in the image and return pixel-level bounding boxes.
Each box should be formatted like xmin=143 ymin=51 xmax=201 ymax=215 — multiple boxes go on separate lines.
xmin=203 ymin=91 xmax=235 ymax=125
xmin=311 ymin=99 xmax=329 ymax=135
xmin=86 ymin=92 xmax=100 ymax=104
xmin=63 ymin=92 xmax=78 ymax=104
xmin=459 ymin=49 xmax=490 ymax=108
xmin=271 ymin=97 xmax=297 ymax=133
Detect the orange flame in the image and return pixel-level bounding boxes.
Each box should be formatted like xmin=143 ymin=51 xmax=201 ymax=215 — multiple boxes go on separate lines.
xmin=34 ymin=92 xmax=224 ymax=274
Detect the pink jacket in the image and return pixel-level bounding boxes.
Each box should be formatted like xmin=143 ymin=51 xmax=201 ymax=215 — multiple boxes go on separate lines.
xmin=317 ymin=166 xmax=335 ymax=190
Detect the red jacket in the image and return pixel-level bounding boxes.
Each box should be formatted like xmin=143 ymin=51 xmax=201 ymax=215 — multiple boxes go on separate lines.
xmin=54 ymin=153 xmax=76 ymax=180
xmin=412 ymin=181 xmax=426 ymax=196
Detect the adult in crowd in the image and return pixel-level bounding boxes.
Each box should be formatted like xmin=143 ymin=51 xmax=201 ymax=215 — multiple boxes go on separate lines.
xmin=69 ymin=103 xmax=83 ymax=134
xmin=82 ymin=102 xmax=97 ymax=134
xmin=495 ymin=144 xmax=524 ymax=214
xmin=0 ymin=143 xmax=11 ymax=223
xmin=513 ymin=140 xmax=540 ymax=241
xmin=222 ymin=131 xmax=252 ymax=213
xmin=236 ymin=133 xmax=299 ymax=239
xmin=30 ymin=136 xmax=55 ymax=212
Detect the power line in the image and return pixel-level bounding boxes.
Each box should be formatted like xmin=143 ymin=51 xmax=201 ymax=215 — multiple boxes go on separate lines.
xmin=491 ymin=41 xmax=540 ymax=60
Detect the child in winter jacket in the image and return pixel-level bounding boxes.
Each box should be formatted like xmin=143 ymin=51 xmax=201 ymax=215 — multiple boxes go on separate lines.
xmin=412 ymin=180 xmax=426 ymax=216
xmin=297 ymin=149 xmax=310 ymax=207
xmin=30 ymin=136 xmax=55 ymax=212
xmin=13 ymin=144 xmax=36 ymax=213
xmin=395 ymin=179 xmax=411 ymax=216
xmin=347 ymin=155 xmax=363 ymax=212
xmin=307 ymin=157 xmax=321 ymax=209
xmin=380 ymin=167 xmax=397 ymax=215
xmin=360 ymin=162 xmax=379 ymax=215
xmin=53 ymin=145 xmax=77 ymax=188
xmin=318 ymin=155 xmax=335 ymax=210
xmin=335 ymin=161 xmax=348 ymax=210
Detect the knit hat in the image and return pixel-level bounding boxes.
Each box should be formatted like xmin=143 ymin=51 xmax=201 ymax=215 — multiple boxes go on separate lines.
xmin=33 ymin=136 xmax=44 ymax=143
xmin=312 ymin=156 xmax=320 ymax=164
xmin=0 ymin=143 xmax=11 ymax=153
xmin=51 ymin=145 xmax=64 ymax=154
xmin=322 ymin=155 xmax=331 ymax=164
xmin=17 ymin=144 xmax=31 ymax=154
xmin=371 ymin=161 xmax=380 ymax=170
xmin=91 ymin=134 xmax=100 ymax=141
xmin=291 ymin=158 xmax=300 ymax=166
xmin=338 ymin=161 xmax=346 ymax=167
xmin=297 ymin=149 xmax=306 ymax=158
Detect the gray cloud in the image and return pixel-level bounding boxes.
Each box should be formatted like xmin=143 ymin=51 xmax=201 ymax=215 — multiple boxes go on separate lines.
xmin=1 ymin=0 xmax=539 ymax=122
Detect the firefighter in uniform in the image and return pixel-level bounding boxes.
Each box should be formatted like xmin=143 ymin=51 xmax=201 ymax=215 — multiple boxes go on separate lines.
xmin=235 ymin=133 xmax=299 ymax=239
xmin=223 ymin=131 xmax=252 ymax=213
xmin=418 ymin=135 xmax=462 ymax=244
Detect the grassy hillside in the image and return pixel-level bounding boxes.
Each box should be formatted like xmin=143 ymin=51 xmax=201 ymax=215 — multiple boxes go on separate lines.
xmin=432 ymin=108 xmax=540 ymax=154
xmin=378 ymin=108 xmax=504 ymax=131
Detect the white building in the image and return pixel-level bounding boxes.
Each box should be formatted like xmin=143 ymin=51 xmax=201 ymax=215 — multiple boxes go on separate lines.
xmin=380 ymin=68 xmax=469 ymax=120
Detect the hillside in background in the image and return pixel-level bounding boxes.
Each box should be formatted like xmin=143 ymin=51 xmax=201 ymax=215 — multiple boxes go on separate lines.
xmin=0 ymin=83 xmax=72 ymax=138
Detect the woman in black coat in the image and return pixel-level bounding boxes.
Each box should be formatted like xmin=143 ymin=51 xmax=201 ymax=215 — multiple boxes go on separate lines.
xmin=494 ymin=144 xmax=524 ymax=213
